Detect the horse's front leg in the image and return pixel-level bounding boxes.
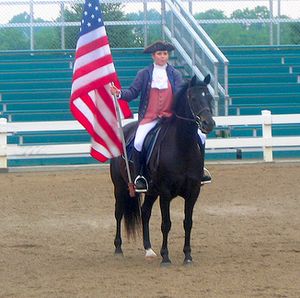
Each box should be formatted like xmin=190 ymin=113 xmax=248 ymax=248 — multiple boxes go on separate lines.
xmin=159 ymin=197 xmax=172 ymax=265
xmin=183 ymin=195 xmax=198 ymax=264
xmin=142 ymin=193 xmax=158 ymax=259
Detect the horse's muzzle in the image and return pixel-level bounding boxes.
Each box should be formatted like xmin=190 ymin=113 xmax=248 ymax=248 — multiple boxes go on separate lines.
xmin=197 ymin=117 xmax=215 ymax=134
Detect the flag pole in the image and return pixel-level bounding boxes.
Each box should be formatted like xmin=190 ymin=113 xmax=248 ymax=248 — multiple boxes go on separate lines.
xmin=111 ymin=83 xmax=135 ymax=198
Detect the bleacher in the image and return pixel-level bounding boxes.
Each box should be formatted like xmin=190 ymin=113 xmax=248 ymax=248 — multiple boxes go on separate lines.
xmin=221 ymin=45 xmax=300 ymax=116
xmin=212 ymin=45 xmax=300 ymax=160
xmin=1 ymin=46 xmax=300 ymax=165
xmin=0 ymin=48 xmax=151 ymax=119
xmin=0 ymin=48 xmax=152 ymax=166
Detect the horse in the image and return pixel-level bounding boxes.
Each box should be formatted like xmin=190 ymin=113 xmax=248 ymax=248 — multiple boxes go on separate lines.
xmin=110 ymin=74 xmax=215 ymax=265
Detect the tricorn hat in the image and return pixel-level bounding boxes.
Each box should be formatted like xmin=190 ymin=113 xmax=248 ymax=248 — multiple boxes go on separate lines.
xmin=143 ymin=40 xmax=175 ymax=54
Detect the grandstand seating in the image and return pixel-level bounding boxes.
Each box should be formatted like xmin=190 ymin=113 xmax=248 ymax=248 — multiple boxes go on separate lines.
xmin=0 ymin=49 xmax=149 ymax=126
xmin=0 ymin=46 xmax=300 ymax=166
xmin=218 ymin=45 xmax=300 ymax=157
xmin=0 ymin=49 xmax=153 ymax=166
xmin=220 ymin=45 xmax=300 ymax=116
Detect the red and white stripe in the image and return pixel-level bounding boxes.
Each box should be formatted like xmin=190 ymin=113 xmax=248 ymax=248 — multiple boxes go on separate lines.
xmin=70 ymin=25 xmax=131 ymax=162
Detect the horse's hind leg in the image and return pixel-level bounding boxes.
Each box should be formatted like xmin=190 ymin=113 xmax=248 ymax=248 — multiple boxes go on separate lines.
xmin=142 ymin=193 xmax=158 ymax=258
xmin=111 ymin=159 xmax=127 ymax=256
xmin=114 ymin=191 xmax=124 ymax=255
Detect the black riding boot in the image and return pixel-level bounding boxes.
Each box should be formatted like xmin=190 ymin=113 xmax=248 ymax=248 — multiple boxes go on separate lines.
xmin=198 ymin=141 xmax=212 ymax=185
xmin=132 ymin=149 xmax=148 ymax=193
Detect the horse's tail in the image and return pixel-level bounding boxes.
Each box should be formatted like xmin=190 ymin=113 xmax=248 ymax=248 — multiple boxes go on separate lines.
xmin=110 ymin=157 xmax=141 ymax=239
xmin=123 ymin=192 xmax=142 ymax=239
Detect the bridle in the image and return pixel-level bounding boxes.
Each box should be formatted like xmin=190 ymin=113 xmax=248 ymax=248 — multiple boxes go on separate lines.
xmin=174 ymin=85 xmax=212 ymax=128
xmin=174 ymin=107 xmax=210 ymax=123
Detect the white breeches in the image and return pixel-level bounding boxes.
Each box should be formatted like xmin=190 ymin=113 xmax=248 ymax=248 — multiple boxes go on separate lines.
xmin=134 ymin=120 xmax=207 ymax=151
xmin=134 ymin=120 xmax=159 ymax=152
xmin=198 ymin=129 xmax=206 ymax=145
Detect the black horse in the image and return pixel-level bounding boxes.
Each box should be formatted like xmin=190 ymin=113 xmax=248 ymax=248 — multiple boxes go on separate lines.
xmin=110 ymin=74 xmax=215 ymax=265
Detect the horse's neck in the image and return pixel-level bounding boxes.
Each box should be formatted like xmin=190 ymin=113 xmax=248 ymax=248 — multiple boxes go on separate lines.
xmin=174 ymin=119 xmax=198 ymax=147
xmin=172 ymin=95 xmax=198 ymax=148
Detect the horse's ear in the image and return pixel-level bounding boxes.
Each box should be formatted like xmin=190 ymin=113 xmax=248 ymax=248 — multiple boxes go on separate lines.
xmin=204 ymin=74 xmax=211 ymax=85
xmin=190 ymin=75 xmax=198 ymax=87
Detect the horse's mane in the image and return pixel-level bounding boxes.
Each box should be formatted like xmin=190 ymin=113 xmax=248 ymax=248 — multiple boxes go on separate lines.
xmin=172 ymin=80 xmax=189 ymax=112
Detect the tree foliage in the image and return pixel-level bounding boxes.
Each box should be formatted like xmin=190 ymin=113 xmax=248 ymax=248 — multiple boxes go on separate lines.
xmin=62 ymin=3 xmax=136 ymax=48
xmin=0 ymin=5 xmax=298 ymax=50
xmin=194 ymin=6 xmax=273 ymax=45
xmin=0 ymin=13 xmax=30 ymax=50
xmin=231 ymin=6 xmax=270 ymax=19
xmin=126 ymin=9 xmax=162 ymax=46
xmin=288 ymin=23 xmax=300 ymax=44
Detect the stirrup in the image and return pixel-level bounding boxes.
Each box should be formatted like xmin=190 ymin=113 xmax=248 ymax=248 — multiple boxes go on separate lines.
xmin=201 ymin=167 xmax=212 ymax=185
xmin=134 ymin=175 xmax=148 ymax=193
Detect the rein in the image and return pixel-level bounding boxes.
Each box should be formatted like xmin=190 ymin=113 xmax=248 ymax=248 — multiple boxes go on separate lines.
xmin=174 ymin=112 xmax=196 ymax=123
xmin=174 ymin=107 xmax=210 ymax=123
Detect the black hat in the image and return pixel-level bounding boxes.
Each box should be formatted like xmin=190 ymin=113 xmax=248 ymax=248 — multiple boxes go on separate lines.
xmin=143 ymin=40 xmax=175 ymax=53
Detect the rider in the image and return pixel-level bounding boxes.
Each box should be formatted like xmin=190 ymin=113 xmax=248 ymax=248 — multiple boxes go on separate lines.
xmin=110 ymin=40 xmax=211 ymax=192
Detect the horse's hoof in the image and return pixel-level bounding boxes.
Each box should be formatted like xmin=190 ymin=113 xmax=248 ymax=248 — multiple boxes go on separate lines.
xmin=114 ymin=248 xmax=124 ymax=257
xmin=145 ymin=248 xmax=157 ymax=259
xmin=114 ymin=253 xmax=124 ymax=260
xmin=160 ymin=260 xmax=172 ymax=267
xmin=183 ymin=259 xmax=193 ymax=266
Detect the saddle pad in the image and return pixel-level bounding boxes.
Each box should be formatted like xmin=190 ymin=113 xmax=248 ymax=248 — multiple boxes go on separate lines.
xmin=143 ymin=123 xmax=162 ymax=165
xmin=123 ymin=121 xmax=162 ymax=165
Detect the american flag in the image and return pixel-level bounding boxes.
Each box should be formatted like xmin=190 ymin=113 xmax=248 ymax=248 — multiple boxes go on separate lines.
xmin=70 ymin=0 xmax=132 ymax=162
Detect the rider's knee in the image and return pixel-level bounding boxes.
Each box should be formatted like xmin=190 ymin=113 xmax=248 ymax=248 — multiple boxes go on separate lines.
xmin=134 ymin=139 xmax=143 ymax=152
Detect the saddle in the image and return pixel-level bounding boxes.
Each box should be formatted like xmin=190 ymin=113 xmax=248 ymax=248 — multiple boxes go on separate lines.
xmin=124 ymin=120 xmax=164 ymax=165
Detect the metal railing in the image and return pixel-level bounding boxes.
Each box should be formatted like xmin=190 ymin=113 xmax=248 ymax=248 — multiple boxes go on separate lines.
xmin=162 ymin=0 xmax=230 ymax=115
xmin=170 ymin=0 xmax=230 ymax=115
xmin=173 ymin=0 xmax=229 ymax=91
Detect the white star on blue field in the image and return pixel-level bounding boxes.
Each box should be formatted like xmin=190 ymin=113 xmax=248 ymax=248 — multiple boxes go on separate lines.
xmin=80 ymin=0 xmax=103 ymax=35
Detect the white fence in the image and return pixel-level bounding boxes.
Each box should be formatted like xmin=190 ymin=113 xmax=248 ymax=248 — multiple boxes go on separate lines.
xmin=207 ymin=110 xmax=300 ymax=161
xmin=0 ymin=110 xmax=300 ymax=169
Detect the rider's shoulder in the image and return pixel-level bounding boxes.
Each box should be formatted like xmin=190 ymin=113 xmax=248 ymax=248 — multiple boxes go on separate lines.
xmin=137 ymin=65 xmax=153 ymax=76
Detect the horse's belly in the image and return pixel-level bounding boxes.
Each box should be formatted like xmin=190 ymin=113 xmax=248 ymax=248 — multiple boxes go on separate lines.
xmin=155 ymin=172 xmax=201 ymax=198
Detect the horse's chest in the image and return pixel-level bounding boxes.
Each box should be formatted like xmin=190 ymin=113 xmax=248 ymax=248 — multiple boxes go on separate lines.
xmin=157 ymin=173 xmax=200 ymax=199
xmin=153 ymin=133 xmax=203 ymax=196
xmin=156 ymin=156 xmax=202 ymax=193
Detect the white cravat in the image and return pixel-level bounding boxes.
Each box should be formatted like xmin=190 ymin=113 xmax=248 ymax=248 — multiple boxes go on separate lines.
xmin=151 ymin=63 xmax=168 ymax=89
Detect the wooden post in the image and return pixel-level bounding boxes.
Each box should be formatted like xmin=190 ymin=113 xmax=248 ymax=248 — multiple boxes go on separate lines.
xmin=0 ymin=118 xmax=8 ymax=170
xmin=261 ymin=110 xmax=273 ymax=162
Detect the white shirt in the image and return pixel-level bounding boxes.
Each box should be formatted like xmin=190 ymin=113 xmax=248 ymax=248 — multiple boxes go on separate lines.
xmin=151 ymin=63 xmax=168 ymax=89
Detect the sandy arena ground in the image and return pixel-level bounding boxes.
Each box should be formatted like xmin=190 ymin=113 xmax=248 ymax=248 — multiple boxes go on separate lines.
xmin=0 ymin=162 xmax=299 ymax=298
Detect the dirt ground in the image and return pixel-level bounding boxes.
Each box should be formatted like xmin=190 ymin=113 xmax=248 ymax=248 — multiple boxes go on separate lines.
xmin=0 ymin=162 xmax=299 ymax=298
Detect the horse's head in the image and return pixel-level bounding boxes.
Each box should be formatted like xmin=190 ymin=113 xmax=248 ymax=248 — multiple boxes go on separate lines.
xmin=185 ymin=74 xmax=215 ymax=134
